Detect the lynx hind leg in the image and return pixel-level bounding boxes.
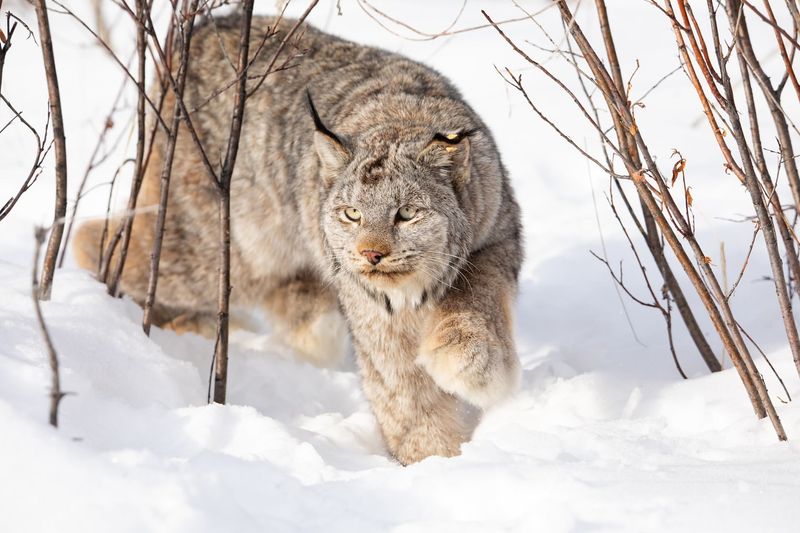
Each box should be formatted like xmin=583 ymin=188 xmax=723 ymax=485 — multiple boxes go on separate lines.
xmin=72 ymin=218 xmax=106 ymax=275
xmin=74 ymin=215 xmax=220 ymax=337
xmin=262 ymin=275 xmax=348 ymax=367
xmin=72 ymin=213 xmax=154 ymax=300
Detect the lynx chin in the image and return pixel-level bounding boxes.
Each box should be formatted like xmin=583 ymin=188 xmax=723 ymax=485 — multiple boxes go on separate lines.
xmin=74 ymin=14 xmax=523 ymax=465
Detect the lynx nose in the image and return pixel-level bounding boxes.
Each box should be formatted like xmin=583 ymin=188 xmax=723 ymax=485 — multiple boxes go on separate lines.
xmin=361 ymin=249 xmax=384 ymax=265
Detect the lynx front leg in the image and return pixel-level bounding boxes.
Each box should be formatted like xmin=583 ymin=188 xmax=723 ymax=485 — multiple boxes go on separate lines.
xmin=357 ymin=338 xmax=470 ymax=465
xmin=342 ymin=298 xmax=472 ymax=464
xmin=417 ymin=243 xmax=521 ymax=409
xmin=262 ymin=274 xmax=348 ymax=367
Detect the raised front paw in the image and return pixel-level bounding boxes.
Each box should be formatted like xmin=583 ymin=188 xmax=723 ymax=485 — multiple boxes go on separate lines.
xmin=417 ymin=311 xmax=520 ymax=409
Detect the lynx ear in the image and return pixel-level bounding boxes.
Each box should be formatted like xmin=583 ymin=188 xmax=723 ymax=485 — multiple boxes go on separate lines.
xmin=417 ymin=130 xmax=473 ymax=186
xmin=307 ymin=90 xmax=350 ymax=180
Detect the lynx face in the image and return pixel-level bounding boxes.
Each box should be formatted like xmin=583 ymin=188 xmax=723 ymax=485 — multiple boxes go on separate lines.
xmin=322 ymin=159 xmax=470 ymax=308
xmin=308 ymin=94 xmax=476 ymax=309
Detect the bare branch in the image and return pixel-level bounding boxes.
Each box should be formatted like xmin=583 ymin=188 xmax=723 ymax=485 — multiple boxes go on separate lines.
xmin=356 ymin=0 xmax=555 ymax=42
xmin=0 ymin=96 xmax=52 ymax=222
xmin=210 ymin=0 xmax=256 ymax=404
xmin=32 ymin=227 xmax=65 ymax=428
xmin=106 ymin=0 xmax=152 ymax=296
xmin=555 ymin=0 xmax=786 ymax=439
xmin=33 ymin=0 xmax=68 ymax=301
xmin=58 ymin=77 xmax=129 ymax=267
xmin=142 ymin=0 xmax=202 ymax=335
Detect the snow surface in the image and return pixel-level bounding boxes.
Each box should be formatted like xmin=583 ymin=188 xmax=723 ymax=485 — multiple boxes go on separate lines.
xmin=2 ymin=1 xmax=800 ymax=531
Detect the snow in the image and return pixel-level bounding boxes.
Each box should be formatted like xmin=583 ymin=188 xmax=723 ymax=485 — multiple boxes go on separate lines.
xmin=2 ymin=1 xmax=800 ymax=531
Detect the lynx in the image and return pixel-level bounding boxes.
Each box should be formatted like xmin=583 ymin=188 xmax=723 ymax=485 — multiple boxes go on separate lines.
xmin=74 ymin=14 xmax=523 ymax=465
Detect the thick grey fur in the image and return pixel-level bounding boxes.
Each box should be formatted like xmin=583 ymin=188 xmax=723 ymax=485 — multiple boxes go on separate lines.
xmin=75 ymin=14 xmax=523 ymax=465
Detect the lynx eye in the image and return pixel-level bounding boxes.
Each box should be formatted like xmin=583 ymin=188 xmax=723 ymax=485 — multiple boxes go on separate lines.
xmin=396 ymin=206 xmax=418 ymax=222
xmin=343 ymin=207 xmax=362 ymax=222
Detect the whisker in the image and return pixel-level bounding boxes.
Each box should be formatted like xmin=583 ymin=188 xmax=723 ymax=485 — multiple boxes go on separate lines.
xmin=416 ymin=260 xmax=461 ymax=293
xmin=417 ymin=254 xmax=475 ymax=299
xmin=424 ymin=250 xmax=478 ymax=269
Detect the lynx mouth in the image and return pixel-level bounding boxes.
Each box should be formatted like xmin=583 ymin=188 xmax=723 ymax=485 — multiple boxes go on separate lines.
xmin=360 ymin=268 xmax=414 ymax=282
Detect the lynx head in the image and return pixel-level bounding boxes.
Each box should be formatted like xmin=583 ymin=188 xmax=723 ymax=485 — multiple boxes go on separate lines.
xmin=308 ymin=93 xmax=474 ymax=310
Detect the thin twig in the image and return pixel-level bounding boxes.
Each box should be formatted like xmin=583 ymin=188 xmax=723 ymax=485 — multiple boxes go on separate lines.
xmin=355 ymin=0 xmax=556 ymax=42
xmin=0 ymin=97 xmax=52 ymax=222
xmin=246 ymin=0 xmax=320 ymax=98
xmin=142 ymin=0 xmax=201 ymax=335
xmin=58 ymin=76 xmax=129 ymax=267
xmin=106 ymin=0 xmax=152 ymax=296
xmin=32 ymin=227 xmax=65 ymax=428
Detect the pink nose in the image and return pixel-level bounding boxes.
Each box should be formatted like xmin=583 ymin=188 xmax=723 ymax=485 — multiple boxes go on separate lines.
xmin=361 ymin=249 xmax=384 ymax=265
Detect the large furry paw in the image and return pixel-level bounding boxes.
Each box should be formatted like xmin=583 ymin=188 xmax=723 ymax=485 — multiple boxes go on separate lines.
xmin=392 ymin=426 xmax=462 ymax=466
xmin=417 ymin=311 xmax=520 ymax=409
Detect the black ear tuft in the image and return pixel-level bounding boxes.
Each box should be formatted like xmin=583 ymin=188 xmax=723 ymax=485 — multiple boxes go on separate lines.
xmin=417 ymin=128 xmax=475 ymax=187
xmin=306 ymin=89 xmax=344 ymax=145
xmin=308 ymin=89 xmax=351 ymax=181
xmin=431 ymin=128 xmax=479 ymax=146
